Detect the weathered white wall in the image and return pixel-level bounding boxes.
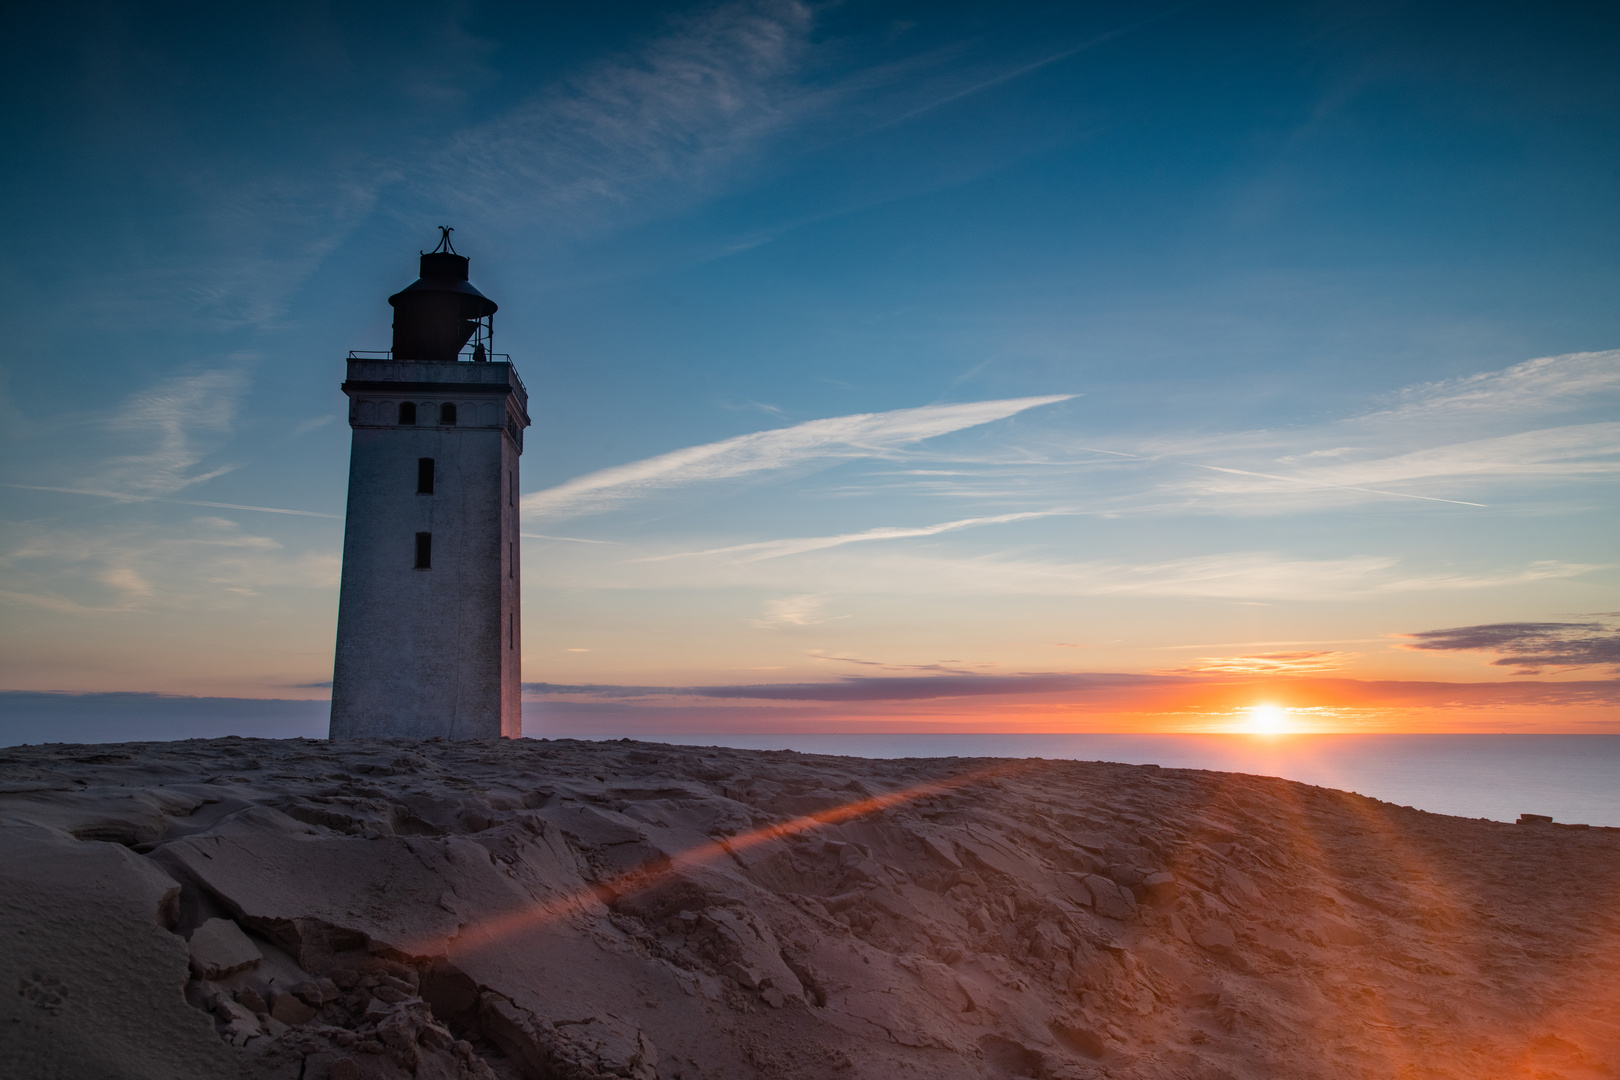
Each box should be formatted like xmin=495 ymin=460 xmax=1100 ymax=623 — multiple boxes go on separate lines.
xmin=330 ymin=360 xmax=527 ymax=740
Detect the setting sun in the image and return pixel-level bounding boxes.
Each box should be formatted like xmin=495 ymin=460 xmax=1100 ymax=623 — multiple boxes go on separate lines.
xmin=1244 ymin=704 xmax=1293 ymax=735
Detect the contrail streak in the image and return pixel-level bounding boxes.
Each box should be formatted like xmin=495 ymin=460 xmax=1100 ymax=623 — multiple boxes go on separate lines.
xmin=637 ymin=510 xmax=1070 ymax=563
xmin=3 ymin=483 xmax=341 ymax=518
xmin=870 ymin=3 xmax=1200 ymax=133
xmin=519 ymin=532 xmax=615 ymax=544
xmin=1181 ymin=464 xmax=1489 ymax=508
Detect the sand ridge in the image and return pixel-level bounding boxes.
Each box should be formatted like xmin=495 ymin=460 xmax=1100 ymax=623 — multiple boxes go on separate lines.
xmin=1 ymin=736 xmax=1617 ymax=1079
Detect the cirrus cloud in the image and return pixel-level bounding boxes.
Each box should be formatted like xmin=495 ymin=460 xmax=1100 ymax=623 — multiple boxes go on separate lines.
xmin=92 ymin=369 xmax=246 ymax=496
xmin=522 ymin=395 xmax=1073 ymax=520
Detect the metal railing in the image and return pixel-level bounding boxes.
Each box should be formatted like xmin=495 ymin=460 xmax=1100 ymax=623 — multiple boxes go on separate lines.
xmin=347 ymin=349 xmax=513 ymax=363
xmin=346 ymin=349 xmax=526 ymax=395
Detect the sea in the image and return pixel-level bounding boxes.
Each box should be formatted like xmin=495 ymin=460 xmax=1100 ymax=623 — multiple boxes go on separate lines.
xmin=1 ymin=692 xmax=1615 ymax=828
xmin=572 ymin=733 xmax=1620 ymax=829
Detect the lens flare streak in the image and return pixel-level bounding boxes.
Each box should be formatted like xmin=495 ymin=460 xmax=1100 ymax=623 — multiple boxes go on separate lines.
xmin=417 ymin=760 xmax=1033 ymax=957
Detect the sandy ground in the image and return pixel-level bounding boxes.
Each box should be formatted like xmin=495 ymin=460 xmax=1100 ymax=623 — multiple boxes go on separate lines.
xmin=1 ymin=736 xmax=1617 ymax=1080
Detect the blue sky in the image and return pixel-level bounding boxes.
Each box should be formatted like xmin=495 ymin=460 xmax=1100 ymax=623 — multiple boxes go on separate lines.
xmin=1 ymin=0 xmax=1617 ymax=734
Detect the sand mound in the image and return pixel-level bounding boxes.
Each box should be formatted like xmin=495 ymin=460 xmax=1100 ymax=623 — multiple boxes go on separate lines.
xmin=1 ymin=736 xmax=1616 ymax=1079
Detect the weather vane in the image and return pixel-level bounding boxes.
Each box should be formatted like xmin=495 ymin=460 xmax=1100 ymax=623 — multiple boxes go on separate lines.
xmin=431 ymin=225 xmax=456 ymax=254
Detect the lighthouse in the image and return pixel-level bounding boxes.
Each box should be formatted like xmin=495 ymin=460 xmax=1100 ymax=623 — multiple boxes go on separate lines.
xmin=329 ymin=230 xmax=529 ymax=739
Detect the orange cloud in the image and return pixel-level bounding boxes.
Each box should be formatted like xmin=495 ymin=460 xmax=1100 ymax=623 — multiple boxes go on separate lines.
xmin=525 ymin=673 xmax=1620 ymax=734
xmin=1166 ymin=650 xmax=1356 ymax=676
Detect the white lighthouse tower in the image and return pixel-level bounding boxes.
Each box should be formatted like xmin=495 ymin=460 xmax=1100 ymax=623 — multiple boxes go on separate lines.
xmin=329 ymin=230 xmax=529 ymax=739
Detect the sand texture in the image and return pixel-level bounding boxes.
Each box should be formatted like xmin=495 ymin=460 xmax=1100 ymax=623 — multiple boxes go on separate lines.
xmin=1 ymin=737 xmax=1617 ymax=1080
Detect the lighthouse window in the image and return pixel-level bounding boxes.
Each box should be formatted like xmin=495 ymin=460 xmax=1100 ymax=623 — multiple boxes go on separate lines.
xmin=439 ymin=402 xmax=457 ymax=426
xmin=398 ymin=401 xmax=417 ymax=425
xmin=508 ymin=541 xmax=514 ymax=578
xmin=509 ymin=612 xmax=514 ymax=649
xmin=417 ymin=458 xmax=434 ymax=494
xmin=414 ymin=532 xmax=431 ymax=569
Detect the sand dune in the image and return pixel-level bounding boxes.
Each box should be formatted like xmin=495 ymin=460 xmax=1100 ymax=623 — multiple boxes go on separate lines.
xmin=2 ymin=736 xmax=1617 ymax=1080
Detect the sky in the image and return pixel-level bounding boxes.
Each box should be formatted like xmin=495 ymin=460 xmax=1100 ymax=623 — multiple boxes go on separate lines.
xmin=0 ymin=0 xmax=1617 ymax=738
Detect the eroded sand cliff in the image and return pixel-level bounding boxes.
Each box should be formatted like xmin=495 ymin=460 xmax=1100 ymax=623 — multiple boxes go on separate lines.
xmin=1 ymin=736 xmax=1616 ymax=1080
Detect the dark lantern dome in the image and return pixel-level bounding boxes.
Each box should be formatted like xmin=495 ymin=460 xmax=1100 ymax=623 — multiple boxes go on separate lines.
xmin=388 ymin=230 xmax=498 ymax=362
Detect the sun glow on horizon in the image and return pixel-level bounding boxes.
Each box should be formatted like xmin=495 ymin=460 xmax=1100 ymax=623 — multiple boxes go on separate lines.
xmin=1242 ymin=703 xmax=1294 ymax=735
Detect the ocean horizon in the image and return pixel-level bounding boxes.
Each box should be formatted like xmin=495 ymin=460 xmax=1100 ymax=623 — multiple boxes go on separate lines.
xmin=2 ymin=692 xmax=1614 ymax=828
xmin=570 ymin=733 xmax=1620 ymax=829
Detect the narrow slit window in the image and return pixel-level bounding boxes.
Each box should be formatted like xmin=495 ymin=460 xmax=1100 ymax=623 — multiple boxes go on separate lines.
xmin=508 ymin=541 xmax=514 ymax=578
xmin=398 ymin=401 xmax=417 ymax=425
xmin=508 ymin=470 xmax=514 ymax=507
xmin=414 ymin=532 xmax=431 ymax=569
xmin=509 ymin=612 xmax=514 ymax=649
xmin=417 ymin=458 xmax=434 ymax=494
xmin=439 ymin=402 xmax=457 ymax=426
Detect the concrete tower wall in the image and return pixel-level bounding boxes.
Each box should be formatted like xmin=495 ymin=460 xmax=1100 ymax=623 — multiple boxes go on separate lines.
xmin=330 ymin=358 xmax=527 ymax=739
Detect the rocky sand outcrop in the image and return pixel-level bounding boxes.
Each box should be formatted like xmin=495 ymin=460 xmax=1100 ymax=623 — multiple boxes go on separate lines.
xmin=1 ymin=736 xmax=1616 ymax=1079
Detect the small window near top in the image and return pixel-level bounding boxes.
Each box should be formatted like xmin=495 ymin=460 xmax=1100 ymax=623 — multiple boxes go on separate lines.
xmin=398 ymin=401 xmax=417 ymax=425
xmin=440 ymin=402 xmax=457 ymax=426
xmin=414 ymin=532 xmax=431 ymax=570
xmin=417 ymin=458 xmax=434 ymax=494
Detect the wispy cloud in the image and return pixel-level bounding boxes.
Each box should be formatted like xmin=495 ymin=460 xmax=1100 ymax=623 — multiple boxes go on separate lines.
xmin=521 ymin=671 xmax=1620 ymax=707
xmin=443 ymin=0 xmax=816 ymax=233
xmin=42 ymin=4 xmax=509 ymax=332
xmin=533 ymin=537 xmax=1599 ymax=602
xmin=1153 ymin=637 xmax=1391 ymax=650
xmin=1303 ymin=424 xmax=1620 ymax=485
xmin=4 ymin=368 xmax=339 ymax=519
xmin=838 ymin=407 xmax=1615 ymax=518
xmin=1400 ymin=618 xmax=1620 ymax=675
xmin=641 ymin=509 xmax=1068 ymax=562
xmin=862 ymin=3 xmax=1192 ymax=136
xmin=288 ymin=415 xmax=337 ymax=439
xmin=924 ymin=552 xmax=1598 ymax=600
xmin=1275 ymin=447 xmax=1368 ymax=464
xmin=522 ymin=395 xmax=1072 ymax=520
xmin=89 ymin=370 xmax=246 ymax=496
xmin=1168 ymin=651 xmax=1357 ymax=676
xmin=922 ymin=551 xmax=1406 ymax=599
xmin=0 ymin=516 xmax=338 ymax=615
xmin=1048 ymin=349 xmax=1620 ymax=515
xmin=47 ymin=3 xmax=818 ymax=333
xmin=520 ymin=532 xmax=616 ymax=545
xmin=1176 ymin=463 xmax=1490 ymax=507
xmin=811 ymin=653 xmax=989 ymax=675
xmin=749 ymin=594 xmax=830 ymax=629
xmin=1377 ymin=350 xmax=1620 ymax=423
xmin=3 ymin=485 xmax=338 ymax=519
xmin=71 ymin=170 xmax=384 ymax=332
xmin=524 ymin=671 xmax=1171 ymax=702
xmin=182 ymin=176 xmax=382 ymax=329
xmin=436 ymin=0 xmax=1168 ymax=250
xmin=1172 ymin=423 xmax=1620 ymax=506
